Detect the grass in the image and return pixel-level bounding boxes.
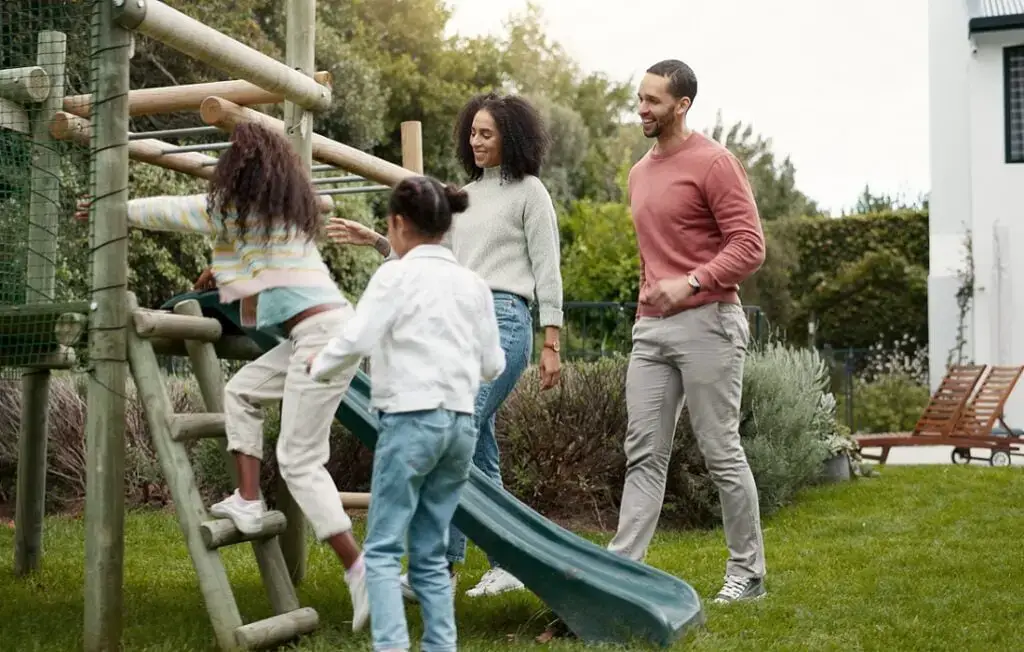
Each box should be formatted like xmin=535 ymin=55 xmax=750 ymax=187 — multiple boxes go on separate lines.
xmin=2 ymin=465 xmax=1024 ymax=651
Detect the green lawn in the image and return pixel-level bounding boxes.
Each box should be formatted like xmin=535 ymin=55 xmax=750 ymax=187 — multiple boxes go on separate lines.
xmin=2 ymin=465 xmax=1024 ymax=651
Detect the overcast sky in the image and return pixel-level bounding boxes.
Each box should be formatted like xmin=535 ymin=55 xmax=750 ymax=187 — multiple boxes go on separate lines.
xmin=444 ymin=0 xmax=929 ymax=215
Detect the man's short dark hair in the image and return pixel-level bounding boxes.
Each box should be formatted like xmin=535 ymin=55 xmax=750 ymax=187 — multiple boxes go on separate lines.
xmin=647 ymin=59 xmax=698 ymax=104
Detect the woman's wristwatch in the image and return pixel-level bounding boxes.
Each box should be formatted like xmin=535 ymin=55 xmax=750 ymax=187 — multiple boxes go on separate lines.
xmin=373 ymin=235 xmax=392 ymax=257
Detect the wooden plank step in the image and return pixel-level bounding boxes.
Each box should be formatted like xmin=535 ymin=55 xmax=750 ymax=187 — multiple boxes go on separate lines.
xmin=200 ymin=511 xmax=288 ymax=549
xmin=169 ymin=413 xmax=226 ymax=441
xmin=234 ymin=607 xmax=320 ymax=649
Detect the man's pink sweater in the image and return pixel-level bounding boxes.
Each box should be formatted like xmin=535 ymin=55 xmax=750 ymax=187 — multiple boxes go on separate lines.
xmin=628 ymin=131 xmax=766 ymax=318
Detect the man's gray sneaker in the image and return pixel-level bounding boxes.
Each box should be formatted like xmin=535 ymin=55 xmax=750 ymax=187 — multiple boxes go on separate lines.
xmin=712 ymin=575 xmax=766 ymax=604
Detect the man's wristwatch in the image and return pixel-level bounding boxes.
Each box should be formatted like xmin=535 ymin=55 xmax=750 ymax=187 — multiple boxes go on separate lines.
xmin=544 ymin=339 xmax=560 ymax=353
xmin=687 ymin=273 xmax=701 ymax=293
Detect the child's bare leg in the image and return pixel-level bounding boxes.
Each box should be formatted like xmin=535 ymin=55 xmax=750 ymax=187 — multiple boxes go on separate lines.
xmin=327 ymin=530 xmax=363 ymax=569
xmin=235 ymin=453 xmax=262 ymax=501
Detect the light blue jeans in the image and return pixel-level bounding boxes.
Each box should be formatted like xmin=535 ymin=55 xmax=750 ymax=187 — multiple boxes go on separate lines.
xmin=445 ymin=291 xmax=533 ymax=566
xmin=364 ymin=409 xmax=477 ymax=652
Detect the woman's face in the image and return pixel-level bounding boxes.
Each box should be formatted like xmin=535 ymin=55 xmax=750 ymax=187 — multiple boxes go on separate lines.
xmin=469 ymin=109 xmax=502 ymax=169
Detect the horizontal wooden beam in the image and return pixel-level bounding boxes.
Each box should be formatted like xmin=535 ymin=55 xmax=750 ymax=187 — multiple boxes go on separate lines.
xmin=0 ymin=97 xmax=30 ymax=134
xmin=0 ymin=66 xmax=50 ymax=104
xmin=339 ymin=492 xmax=370 ymax=510
xmin=50 ymin=112 xmax=334 ymax=212
xmin=52 ymin=111 xmax=218 ymax=179
xmin=132 ymin=309 xmax=222 ymax=342
xmin=149 ymin=334 xmax=264 ymax=361
xmin=62 ymin=71 xmax=331 ymax=118
xmin=200 ymin=97 xmax=415 ymax=188
xmin=113 ymin=0 xmax=331 ymax=112
xmin=200 ymin=510 xmax=287 ymax=549
xmin=234 ymin=608 xmax=319 ymax=650
xmin=169 ymin=413 xmax=225 ymax=441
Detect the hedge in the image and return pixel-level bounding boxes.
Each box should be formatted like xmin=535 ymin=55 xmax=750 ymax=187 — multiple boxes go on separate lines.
xmin=759 ymin=210 xmax=930 ymax=349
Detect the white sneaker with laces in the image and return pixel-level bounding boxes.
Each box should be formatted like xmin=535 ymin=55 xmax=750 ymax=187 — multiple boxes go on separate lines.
xmin=399 ymin=570 xmax=458 ymax=603
xmin=208 ymin=489 xmax=265 ymax=535
xmin=346 ymin=556 xmax=369 ymax=632
xmin=465 ymin=568 xmax=524 ymax=598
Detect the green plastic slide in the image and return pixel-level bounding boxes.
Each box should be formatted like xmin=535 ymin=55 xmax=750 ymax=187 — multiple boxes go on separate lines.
xmin=162 ymin=291 xmax=705 ymax=647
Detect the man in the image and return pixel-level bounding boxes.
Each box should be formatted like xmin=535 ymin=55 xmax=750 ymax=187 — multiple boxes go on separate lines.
xmin=609 ymin=59 xmax=767 ymax=604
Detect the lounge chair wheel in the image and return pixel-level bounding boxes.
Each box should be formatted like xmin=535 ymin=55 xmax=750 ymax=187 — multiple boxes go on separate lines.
xmin=951 ymin=448 xmax=971 ymax=464
xmin=990 ymin=450 xmax=1011 ymax=467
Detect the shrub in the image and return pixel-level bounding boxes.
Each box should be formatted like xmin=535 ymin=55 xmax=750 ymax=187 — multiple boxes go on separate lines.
xmin=834 ymin=337 xmax=931 ymax=434
xmin=498 ymin=340 xmax=841 ymax=528
xmin=0 ymin=372 xmax=373 ymax=513
xmin=0 ymin=341 xmax=848 ymax=533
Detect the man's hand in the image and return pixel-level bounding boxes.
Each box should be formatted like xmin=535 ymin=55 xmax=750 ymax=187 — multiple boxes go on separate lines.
xmin=325 ymin=218 xmax=380 ymax=247
xmin=193 ymin=268 xmax=216 ymax=291
xmin=646 ymin=276 xmax=695 ymax=314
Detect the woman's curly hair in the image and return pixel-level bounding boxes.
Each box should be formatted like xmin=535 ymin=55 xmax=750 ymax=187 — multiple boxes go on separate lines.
xmin=207 ymin=122 xmax=320 ymax=243
xmin=454 ymin=92 xmax=551 ymax=183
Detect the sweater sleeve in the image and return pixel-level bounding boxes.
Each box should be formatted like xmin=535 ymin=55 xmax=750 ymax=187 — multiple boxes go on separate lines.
xmin=126 ymin=194 xmax=219 ymax=235
xmin=521 ymin=178 xmax=564 ymax=327
xmin=691 ymin=154 xmax=766 ymax=289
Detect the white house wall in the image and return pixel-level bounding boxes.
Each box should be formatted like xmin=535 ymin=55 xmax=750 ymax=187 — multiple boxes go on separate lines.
xmin=968 ymin=29 xmax=1024 ymax=425
xmin=927 ymin=0 xmax=972 ymax=393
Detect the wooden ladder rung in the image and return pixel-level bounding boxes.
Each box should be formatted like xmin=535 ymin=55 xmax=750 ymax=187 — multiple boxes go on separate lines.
xmin=200 ymin=511 xmax=288 ymax=550
xmin=133 ymin=307 xmax=223 ymax=342
xmin=234 ymin=607 xmax=320 ymax=649
xmin=170 ymin=413 xmax=226 ymax=441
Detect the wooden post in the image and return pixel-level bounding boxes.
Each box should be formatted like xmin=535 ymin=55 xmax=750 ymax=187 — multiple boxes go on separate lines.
xmin=277 ymin=0 xmax=316 ymax=587
xmin=83 ymin=2 xmax=131 ymax=649
xmin=112 ymin=0 xmax=330 ymax=112
xmin=13 ymin=31 xmax=66 ymax=578
xmin=400 ymin=121 xmax=424 ymax=174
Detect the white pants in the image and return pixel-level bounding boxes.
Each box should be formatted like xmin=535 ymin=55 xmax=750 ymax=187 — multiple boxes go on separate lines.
xmin=223 ymin=307 xmax=358 ymax=540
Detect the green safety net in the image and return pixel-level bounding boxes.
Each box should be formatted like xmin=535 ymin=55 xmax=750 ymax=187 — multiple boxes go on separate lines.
xmin=0 ymin=0 xmax=96 ymax=376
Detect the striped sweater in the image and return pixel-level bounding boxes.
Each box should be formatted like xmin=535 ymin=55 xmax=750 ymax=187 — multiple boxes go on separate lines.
xmin=127 ymin=194 xmax=338 ymax=322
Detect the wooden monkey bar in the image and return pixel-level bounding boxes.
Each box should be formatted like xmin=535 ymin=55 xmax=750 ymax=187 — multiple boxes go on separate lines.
xmin=62 ymin=72 xmax=332 ymax=118
xmin=200 ymin=96 xmax=416 ymax=188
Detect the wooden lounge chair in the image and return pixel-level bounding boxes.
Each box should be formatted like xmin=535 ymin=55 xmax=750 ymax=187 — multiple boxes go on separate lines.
xmin=854 ymin=364 xmax=987 ymax=463
xmin=948 ymin=365 xmax=1024 ymax=465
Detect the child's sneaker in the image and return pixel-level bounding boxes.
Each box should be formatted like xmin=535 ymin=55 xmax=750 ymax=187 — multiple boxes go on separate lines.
xmin=712 ymin=575 xmax=766 ymax=604
xmin=399 ymin=569 xmax=458 ymax=603
xmin=465 ymin=567 xmax=524 ymax=598
xmin=208 ymin=489 xmax=265 ymax=535
xmin=346 ymin=555 xmax=369 ymax=632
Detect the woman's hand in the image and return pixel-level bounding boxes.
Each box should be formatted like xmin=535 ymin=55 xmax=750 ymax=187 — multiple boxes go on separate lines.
xmin=539 ymin=345 xmax=561 ymax=390
xmin=325 ymin=218 xmax=380 ymax=247
xmin=193 ymin=268 xmax=216 ymax=291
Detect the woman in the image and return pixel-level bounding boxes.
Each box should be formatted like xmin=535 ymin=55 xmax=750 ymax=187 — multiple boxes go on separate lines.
xmin=79 ymin=122 xmax=370 ymax=630
xmin=328 ymin=92 xmax=564 ymax=599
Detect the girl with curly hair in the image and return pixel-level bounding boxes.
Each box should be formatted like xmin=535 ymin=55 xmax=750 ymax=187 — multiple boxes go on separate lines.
xmin=78 ymin=122 xmax=370 ymax=630
xmin=326 ymin=92 xmax=564 ymax=600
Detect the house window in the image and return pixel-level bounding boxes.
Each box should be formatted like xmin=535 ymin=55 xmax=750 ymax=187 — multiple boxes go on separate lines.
xmin=1005 ymin=46 xmax=1024 ymax=163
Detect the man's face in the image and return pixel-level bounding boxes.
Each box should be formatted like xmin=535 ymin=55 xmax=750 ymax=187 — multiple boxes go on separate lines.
xmin=637 ymin=73 xmax=688 ymax=138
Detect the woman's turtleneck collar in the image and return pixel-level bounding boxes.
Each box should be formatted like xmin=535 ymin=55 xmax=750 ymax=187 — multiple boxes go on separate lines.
xmin=481 ymin=165 xmax=502 ymax=181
